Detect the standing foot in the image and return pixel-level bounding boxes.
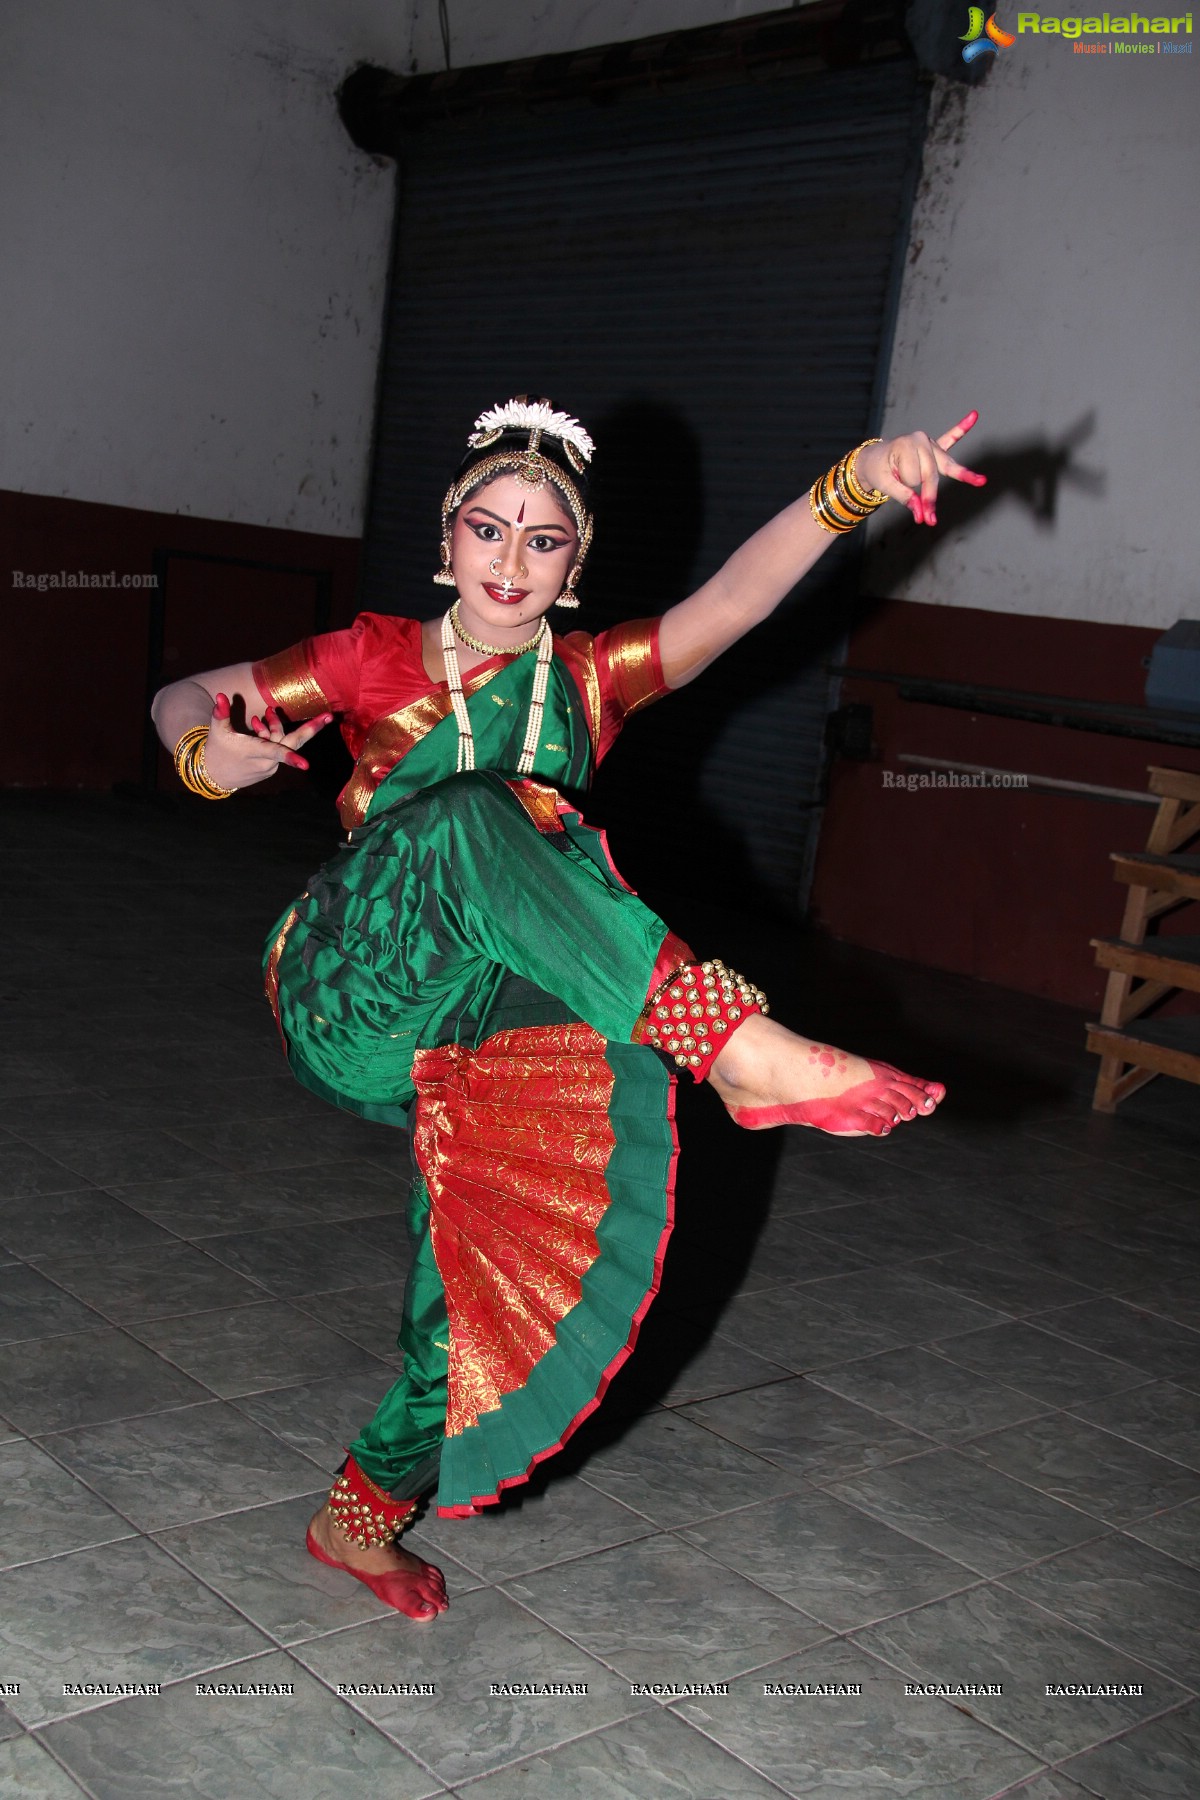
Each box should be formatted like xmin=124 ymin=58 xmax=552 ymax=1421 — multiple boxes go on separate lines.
xmin=709 ymin=1016 xmax=944 ymax=1137
xmin=306 ymin=1502 xmax=448 ymax=1620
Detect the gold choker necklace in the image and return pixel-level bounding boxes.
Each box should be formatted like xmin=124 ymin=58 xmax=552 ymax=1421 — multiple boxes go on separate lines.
xmin=449 ymin=600 xmax=545 ymax=658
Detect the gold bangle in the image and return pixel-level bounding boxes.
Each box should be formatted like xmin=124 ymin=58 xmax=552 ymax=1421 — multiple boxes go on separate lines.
xmin=831 ymin=462 xmax=875 ymax=519
xmin=173 ymin=726 xmax=237 ymax=799
xmin=173 ymin=727 xmax=209 ymax=795
xmin=808 ymin=440 xmax=890 ymax=535
xmin=809 ymin=476 xmax=857 ymax=535
xmin=195 ymin=738 xmax=237 ymax=798
xmin=844 ymin=439 xmax=889 ymax=507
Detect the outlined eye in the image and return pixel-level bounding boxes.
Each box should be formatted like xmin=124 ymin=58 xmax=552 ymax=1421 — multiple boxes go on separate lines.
xmin=469 ymin=521 xmax=502 ymax=541
xmin=529 ymin=535 xmax=569 ymax=554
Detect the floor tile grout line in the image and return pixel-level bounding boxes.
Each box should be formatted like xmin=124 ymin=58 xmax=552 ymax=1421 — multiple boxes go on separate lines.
xmin=503 ymin=1702 xmax=805 ymax=1798
xmin=141 ymin=1529 xmax=349 ymax=1658
xmin=495 ymin=1559 xmax=846 ymax=1696
xmin=5 ymin=1369 xmax=229 ymax=1442
xmin=656 ymin=1369 xmax=803 ymax=1410
xmin=798 ymin=1485 xmax=1121 ymax=1588
xmin=572 ymin=1464 xmax=811 ymax=1533
xmin=1114 ymin=1520 xmax=1200 ymax=1576
xmin=423 ymin=1707 xmax=689 ymax=1795
xmin=284 ymin=1624 xmax=649 ymax=1782
xmin=2 ymin=1426 xmax=331 ymax=1569
xmin=13 ymin=1643 xmax=286 ymax=1735
xmin=670 ymin=1669 xmax=1015 ymax=1800
xmin=1031 ymin=1698 xmax=1200 ymax=1785
xmin=927 ymin=1435 xmax=1200 ymax=1530
xmin=402 ymin=1520 xmax=669 ymax=1591
xmin=924 ymin=1338 xmax=1156 ymax=1406
xmin=831 ymin=1633 xmax=1070 ymax=1776
xmin=1019 ymin=1295 xmax=1200 ymax=1355
xmin=23 ymin=1734 xmax=100 ymax=1800
xmin=112 ymin=1306 xmax=398 ymax=1406
xmin=672 ymin=1374 xmax=965 ymax=1471
xmin=662 ymin=1510 xmax=995 ymax=1634
xmin=1041 ymin=1400 xmax=1200 ymax=1477
xmin=2 ymin=1240 xmax=289 ymax=1331
xmin=987 ymin=1571 xmax=1200 ymax=1695
xmin=837 ymin=1624 xmax=1174 ymax=1771
xmin=788 ymin=1454 xmax=1129 ymax=1584
xmin=802 ymin=1355 xmax=1068 ymax=1426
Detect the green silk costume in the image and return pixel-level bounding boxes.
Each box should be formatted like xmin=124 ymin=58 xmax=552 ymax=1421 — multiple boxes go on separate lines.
xmin=262 ymin=635 xmax=685 ymax=1516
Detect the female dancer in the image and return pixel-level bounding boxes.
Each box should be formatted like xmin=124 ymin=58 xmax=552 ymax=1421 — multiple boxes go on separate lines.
xmin=152 ymin=397 xmax=985 ymax=1622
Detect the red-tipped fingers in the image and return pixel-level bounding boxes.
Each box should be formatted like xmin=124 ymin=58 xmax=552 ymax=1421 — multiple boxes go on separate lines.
xmin=939 ymin=453 xmax=988 ymax=487
xmin=284 ymin=751 xmax=309 ymax=770
xmin=937 ymin=412 xmax=987 ymax=484
xmin=919 ymin=444 xmax=939 ymax=524
xmin=938 ymin=410 xmax=979 ymax=447
xmin=292 ymin=712 xmax=335 ymax=748
xmin=212 ymin=693 xmax=231 ymax=721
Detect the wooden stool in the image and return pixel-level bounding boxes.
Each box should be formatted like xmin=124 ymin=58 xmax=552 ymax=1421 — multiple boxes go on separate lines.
xmin=1088 ymin=766 xmax=1200 ymax=1112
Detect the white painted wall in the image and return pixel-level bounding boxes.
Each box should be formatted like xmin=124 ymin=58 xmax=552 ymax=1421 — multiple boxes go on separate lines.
xmin=5 ymin=0 xmax=1193 ymax=631
xmin=865 ymin=48 xmax=1200 ymax=628
xmin=0 ymin=0 xmax=410 ymax=535
xmin=406 ymin=0 xmax=792 ymax=72
xmin=0 ymin=0 xmax=797 ymax=536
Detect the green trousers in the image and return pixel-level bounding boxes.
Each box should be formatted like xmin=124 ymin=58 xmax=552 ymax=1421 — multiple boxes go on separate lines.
xmin=347 ymin=1165 xmax=449 ymax=1498
xmin=273 ymin=773 xmax=672 ymax=1122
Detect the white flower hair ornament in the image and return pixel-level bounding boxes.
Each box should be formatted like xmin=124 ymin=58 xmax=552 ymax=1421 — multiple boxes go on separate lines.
xmin=468 ymin=399 xmax=595 ymax=471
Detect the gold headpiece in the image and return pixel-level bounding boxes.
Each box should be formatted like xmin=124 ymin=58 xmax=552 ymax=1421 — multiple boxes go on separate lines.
xmin=433 ymin=397 xmax=595 ymax=603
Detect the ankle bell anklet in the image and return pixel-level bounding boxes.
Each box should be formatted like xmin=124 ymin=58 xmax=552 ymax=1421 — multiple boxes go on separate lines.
xmin=636 ymin=959 xmax=768 ymax=1082
xmin=328 ymin=1456 xmax=418 ymax=1549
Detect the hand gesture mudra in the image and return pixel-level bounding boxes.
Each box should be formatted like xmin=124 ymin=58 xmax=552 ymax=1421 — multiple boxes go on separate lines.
xmin=202 ymin=693 xmax=334 ymax=790
xmin=856 ymin=410 xmax=987 ymax=526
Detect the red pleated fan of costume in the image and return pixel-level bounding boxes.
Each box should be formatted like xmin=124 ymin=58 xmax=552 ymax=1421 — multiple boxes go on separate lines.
xmin=411 ymin=1025 xmax=618 ymax=1439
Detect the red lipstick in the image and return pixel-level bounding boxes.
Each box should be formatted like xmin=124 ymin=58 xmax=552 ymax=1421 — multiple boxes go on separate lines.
xmin=482 ymin=583 xmax=529 ymax=604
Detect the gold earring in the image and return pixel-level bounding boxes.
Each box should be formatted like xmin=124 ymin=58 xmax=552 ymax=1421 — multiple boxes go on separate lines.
xmin=555 ymin=565 xmax=582 ymax=609
xmin=555 ymin=515 xmax=591 ymax=607
xmin=432 ymin=531 xmax=455 ymax=586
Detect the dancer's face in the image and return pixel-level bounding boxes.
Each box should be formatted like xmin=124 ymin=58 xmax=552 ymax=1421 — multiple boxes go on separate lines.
xmin=449 ymin=473 xmax=577 ymax=636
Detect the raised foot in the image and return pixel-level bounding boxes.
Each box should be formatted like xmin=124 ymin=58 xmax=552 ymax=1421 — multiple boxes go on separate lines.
xmin=725 ymin=1059 xmax=946 ymax=1138
xmin=306 ymin=1505 xmax=448 ymax=1621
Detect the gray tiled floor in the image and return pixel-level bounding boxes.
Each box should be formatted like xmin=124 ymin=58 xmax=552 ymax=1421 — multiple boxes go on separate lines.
xmin=2 ymin=791 xmax=1199 ymax=1798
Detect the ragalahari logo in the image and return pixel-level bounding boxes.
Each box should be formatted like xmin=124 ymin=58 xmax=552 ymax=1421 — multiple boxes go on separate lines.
xmin=961 ymin=7 xmax=1019 ymax=56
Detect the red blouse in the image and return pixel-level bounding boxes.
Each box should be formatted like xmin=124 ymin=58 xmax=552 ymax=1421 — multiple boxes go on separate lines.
xmin=252 ymin=612 xmax=670 ymax=823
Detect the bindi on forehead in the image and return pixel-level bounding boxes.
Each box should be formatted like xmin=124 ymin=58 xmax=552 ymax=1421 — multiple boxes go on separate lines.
xmin=465 ymin=504 xmax=573 ymax=535
xmin=516 ymin=501 xmax=525 ymax=524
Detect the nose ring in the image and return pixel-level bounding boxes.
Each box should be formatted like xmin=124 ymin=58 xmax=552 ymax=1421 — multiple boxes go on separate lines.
xmin=489 ymin=557 xmax=528 ymax=580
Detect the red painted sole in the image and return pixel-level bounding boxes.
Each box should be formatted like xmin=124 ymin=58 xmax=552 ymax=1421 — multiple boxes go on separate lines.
xmin=727 ymin=1061 xmax=946 ymax=1137
xmin=305 ymin=1526 xmax=446 ymax=1620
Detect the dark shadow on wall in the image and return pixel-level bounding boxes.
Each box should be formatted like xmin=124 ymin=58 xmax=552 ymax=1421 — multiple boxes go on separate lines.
xmin=578 ymin=397 xmax=1028 ymax=944
xmin=864 ymin=412 xmax=1104 ymax=596
xmin=582 ymin=397 xmax=860 ymax=936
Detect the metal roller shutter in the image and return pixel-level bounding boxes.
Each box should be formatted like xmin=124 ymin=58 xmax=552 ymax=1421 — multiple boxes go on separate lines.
xmin=357 ymin=44 xmax=925 ymax=917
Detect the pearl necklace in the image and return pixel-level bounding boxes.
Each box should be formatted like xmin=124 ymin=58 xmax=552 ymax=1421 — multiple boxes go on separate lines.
xmin=440 ymin=607 xmax=553 ymax=778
